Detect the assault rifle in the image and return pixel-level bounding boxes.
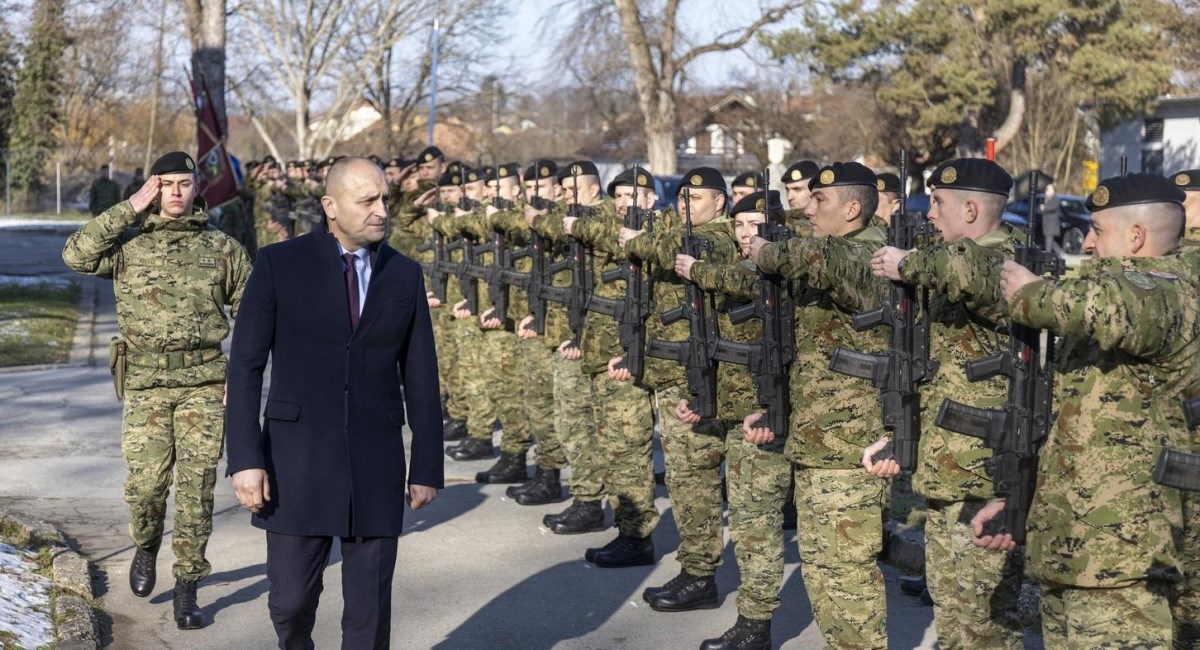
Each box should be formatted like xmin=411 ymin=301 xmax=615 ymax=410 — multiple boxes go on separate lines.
xmin=418 ymin=228 xmax=450 ymax=302
xmin=828 ymin=151 xmax=939 ymax=471
xmin=933 ymin=170 xmax=1064 ymax=543
xmin=539 ymin=166 xmax=592 ymax=348
xmin=1153 ymin=398 xmax=1200 ymax=492
xmin=510 ymin=172 xmax=558 ymax=335
xmin=645 ymin=189 xmax=719 ymax=419
xmin=483 ymin=193 xmax=516 ymax=330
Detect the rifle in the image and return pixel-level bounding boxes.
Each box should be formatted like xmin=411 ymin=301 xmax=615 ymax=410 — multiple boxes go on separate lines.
xmin=828 ymin=151 xmax=939 ymax=471
xmin=417 ymin=228 xmax=450 ymax=302
xmin=540 ymin=165 xmax=593 ymax=348
xmin=483 ymin=192 xmax=515 ymax=330
xmin=1152 ymin=398 xmax=1200 ymax=492
xmin=513 ymin=171 xmax=557 ymax=335
xmin=716 ymin=169 xmax=795 ymax=438
xmin=645 ymin=188 xmax=719 ymax=419
xmin=933 ymin=170 xmax=1064 ymax=543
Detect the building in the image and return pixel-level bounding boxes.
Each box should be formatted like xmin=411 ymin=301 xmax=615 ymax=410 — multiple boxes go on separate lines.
xmin=1099 ymin=95 xmax=1200 ymax=178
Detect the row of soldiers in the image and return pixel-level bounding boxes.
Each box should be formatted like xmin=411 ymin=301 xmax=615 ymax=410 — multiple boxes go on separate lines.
xmin=381 ymin=142 xmax=1200 ymax=650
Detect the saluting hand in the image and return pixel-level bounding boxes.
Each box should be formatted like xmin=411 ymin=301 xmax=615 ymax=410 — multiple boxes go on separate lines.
xmin=128 ymin=175 xmax=162 ymax=214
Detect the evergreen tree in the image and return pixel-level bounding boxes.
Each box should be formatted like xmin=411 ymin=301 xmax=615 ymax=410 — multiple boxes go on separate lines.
xmin=0 ymin=19 xmax=17 ymax=152
xmin=8 ymin=0 xmax=68 ymax=197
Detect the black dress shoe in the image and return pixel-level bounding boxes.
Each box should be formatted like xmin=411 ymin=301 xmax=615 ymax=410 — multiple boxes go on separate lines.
xmin=449 ymin=437 xmax=495 ymax=461
xmin=543 ymin=500 xmax=606 ymax=534
xmin=699 ymin=615 xmax=772 ymax=650
xmin=173 ymin=579 xmax=206 ymax=630
xmin=475 ymin=452 xmax=528 ymax=484
xmin=129 ymin=537 xmax=161 ymax=597
xmin=899 ymin=575 xmax=926 ymax=596
xmin=585 ymin=534 xmax=655 ymax=568
xmin=513 ymin=467 xmax=564 ymax=505
xmin=643 ymin=571 xmax=717 ymax=611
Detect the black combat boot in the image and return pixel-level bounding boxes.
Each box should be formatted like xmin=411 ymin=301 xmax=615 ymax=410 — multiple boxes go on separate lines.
xmin=512 ymin=467 xmax=564 ymax=505
xmin=129 ymin=536 xmax=161 ymax=597
xmin=448 ymin=437 xmax=494 ymax=461
xmin=542 ymin=500 xmax=606 ymax=534
xmin=584 ymin=534 xmax=655 ymax=568
xmin=781 ymin=499 xmax=797 ymax=531
xmin=899 ymin=574 xmax=926 ymax=596
xmin=173 ymin=579 xmax=206 ymax=630
xmin=699 ymin=615 xmax=772 ymax=650
xmin=642 ymin=570 xmax=718 ymax=611
xmin=443 ymin=418 xmax=468 ymax=442
xmin=475 ymin=452 xmax=528 ymax=484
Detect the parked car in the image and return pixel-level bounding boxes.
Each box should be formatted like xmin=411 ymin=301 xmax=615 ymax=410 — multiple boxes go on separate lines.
xmin=654 ymin=175 xmax=683 ymax=212
xmin=1004 ymin=194 xmax=1091 ymax=254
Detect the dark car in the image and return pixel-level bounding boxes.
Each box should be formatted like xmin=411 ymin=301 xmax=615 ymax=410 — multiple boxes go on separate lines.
xmin=1004 ymin=194 xmax=1091 ymax=254
xmin=655 ymin=175 xmax=683 ymax=212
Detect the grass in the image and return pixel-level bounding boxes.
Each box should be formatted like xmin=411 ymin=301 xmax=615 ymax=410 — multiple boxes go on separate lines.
xmin=0 ymin=283 xmax=80 ymax=367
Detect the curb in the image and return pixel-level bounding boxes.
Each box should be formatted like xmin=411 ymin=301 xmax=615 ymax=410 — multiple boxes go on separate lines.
xmin=0 ymin=275 xmax=99 ymax=375
xmin=0 ymin=510 xmax=99 ymax=649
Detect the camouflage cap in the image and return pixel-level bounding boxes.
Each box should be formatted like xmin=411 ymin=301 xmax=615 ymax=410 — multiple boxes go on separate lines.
xmin=1086 ymin=173 xmax=1186 ymax=211
xmin=875 ymin=172 xmax=902 ymax=194
xmin=606 ymin=167 xmax=657 ymax=198
xmin=782 ymin=160 xmax=820 ymax=185
xmin=678 ymin=167 xmax=728 ymax=195
xmin=417 ymin=145 xmax=445 ymax=163
xmin=809 ymin=161 xmax=876 ymax=190
xmin=926 ymin=158 xmax=1012 ymax=196
xmin=1171 ymin=169 xmax=1200 ymax=191
xmin=149 ymin=151 xmax=196 ymax=176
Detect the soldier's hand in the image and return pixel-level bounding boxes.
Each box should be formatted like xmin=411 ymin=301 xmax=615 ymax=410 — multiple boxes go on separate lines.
xmin=518 ymin=315 xmax=538 ymax=339
xmin=129 ymin=175 xmax=162 ymax=214
xmin=871 ymin=246 xmax=910 ymax=281
xmin=674 ymin=399 xmax=701 ymax=424
xmin=453 ymin=299 xmax=472 ymax=320
xmin=415 ymin=188 xmax=437 ymax=207
xmin=862 ymin=437 xmax=900 ymax=478
xmin=407 ymin=484 xmax=438 ymax=510
xmin=970 ymin=499 xmax=1017 ymax=552
xmin=427 ymin=291 xmax=442 ymax=309
xmin=480 ymin=309 xmax=502 ymax=330
xmin=485 ymin=204 xmax=499 ymax=217
xmin=674 ymin=254 xmax=697 ymax=281
xmin=747 ymin=236 xmax=769 ymax=264
xmin=558 ymin=341 xmax=581 ymax=360
xmin=399 ymin=162 xmax=417 ymax=181
xmin=1000 ymin=260 xmax=1038 ymax=303
xmin=562 ymin=216 xmax=578 ymax=235
xmin=524 ymin=203 xmax=548 ymax=220
xmin=607 ymin=357 xmax=632 ymax=381
xmin=232 ymin=469 xmax=271 ymax=514
xmin=618 ymin=227 xmax=644 ymax=249
xmin=742 ymin=411 xmax=775 ymax=444
xmin=222 ymin=382 xmax=227 ymax=407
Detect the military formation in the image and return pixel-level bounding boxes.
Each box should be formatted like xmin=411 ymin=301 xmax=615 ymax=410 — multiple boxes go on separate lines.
xmin=62 ymin=140 xmax=1200 ymax=648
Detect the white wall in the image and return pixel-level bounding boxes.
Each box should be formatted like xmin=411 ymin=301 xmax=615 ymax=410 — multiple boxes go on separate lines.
xmin=1100 ymin=99 xmax=1200 ymax=178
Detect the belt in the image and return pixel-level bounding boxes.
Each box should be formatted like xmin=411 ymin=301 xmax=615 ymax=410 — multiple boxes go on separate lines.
xmin=125 ymin=348 xmax=223 ymax=370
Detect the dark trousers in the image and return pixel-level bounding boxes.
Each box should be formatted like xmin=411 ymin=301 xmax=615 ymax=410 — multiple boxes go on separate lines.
xmin=266 ymin=532 xmax=399 ymax=650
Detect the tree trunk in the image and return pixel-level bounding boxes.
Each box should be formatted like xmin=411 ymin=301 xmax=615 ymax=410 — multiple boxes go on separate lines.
xmin=184 ymin=0 xmax=227 ymax=133
xmin=991 ymin=60 xmax=1026 ymax=156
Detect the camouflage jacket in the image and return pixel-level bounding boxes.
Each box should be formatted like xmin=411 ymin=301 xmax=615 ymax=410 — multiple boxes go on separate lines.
xmin=1010 ymin=249 xmax=1200 ymax=588
xmin=530 ymin=199 xmax=574 ymax=350
xmin=387 ymin=181 xmax=435 ymax=260
xmin=1184 ymin=225 xmax=1200 ymax=249
xmin=689 ymin=258 xmax=761 ymax=419
xmin=567 ymin=199 xmax=628 ymax=375
xmin=758 ymin=226 xmax=889 ymax=468
xmin=900 ymin=224 xmax=1024 ymax=501
xmin=62 ymin=201 xmax=251 ymax=389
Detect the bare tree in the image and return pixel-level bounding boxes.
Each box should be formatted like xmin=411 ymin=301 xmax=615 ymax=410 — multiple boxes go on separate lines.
xmin=181 ymin=0 xmax=228 ymax=131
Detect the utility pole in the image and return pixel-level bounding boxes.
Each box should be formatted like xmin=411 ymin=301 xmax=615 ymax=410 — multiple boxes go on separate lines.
xmin=426 ymin=7 xmax=441 ymax=146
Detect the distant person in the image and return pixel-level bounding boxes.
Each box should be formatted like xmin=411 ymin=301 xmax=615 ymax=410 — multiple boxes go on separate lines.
xmin=123 ymin=167 xmax=145 ymax=201
xmin=89 ymin=165 xmax=122 ymax=216
xmin=1040 ymin=180 xmax=1062 ymax=254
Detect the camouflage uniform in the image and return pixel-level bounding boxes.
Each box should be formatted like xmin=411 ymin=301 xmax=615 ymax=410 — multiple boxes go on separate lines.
xmin=387 ymin=179 xmax=436 ymax=260
xmin=62 ymin=201 xmax=251 ymax=581
xmin=423 ymin=209 xmax=468 ymax=424
xmin=253 ymin=182 xmax=289 ymax=250
xmin=1179 ymin=230 xmax=1200 ymax=649
xmin=1008 ymin=249 xmax=1200 ymax=649
xmin=897 ymin=226 xmax=1027 ymax=650
xmin=625 ymin=217 xmax=739 ymax=577
xmin=757 ymin=227 xmax=892 ymax=647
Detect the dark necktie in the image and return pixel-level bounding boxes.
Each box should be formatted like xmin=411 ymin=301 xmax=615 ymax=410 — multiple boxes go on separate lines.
xmin=343 ymin=252 xmax=360 ymax=330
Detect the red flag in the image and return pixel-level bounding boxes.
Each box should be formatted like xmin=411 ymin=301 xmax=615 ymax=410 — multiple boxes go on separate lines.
xmin=189 ymin=71 xmax=240 ymax=209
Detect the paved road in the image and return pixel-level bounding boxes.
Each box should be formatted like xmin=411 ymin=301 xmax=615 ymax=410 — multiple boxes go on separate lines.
xmin=0 ymin=225 xmax=1039 ymax=649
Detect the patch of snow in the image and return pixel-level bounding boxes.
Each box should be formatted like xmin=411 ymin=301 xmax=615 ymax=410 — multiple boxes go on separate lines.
xmin=0 ymin=541 xmax=54 ymax=649
xmin=0 ymin=275 xmax=73 ymax=289
xmin=0 ymin=217 xmax=86 ymax=232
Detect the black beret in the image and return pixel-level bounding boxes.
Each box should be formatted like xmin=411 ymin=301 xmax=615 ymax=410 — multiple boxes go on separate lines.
xmin=1171 ymin=170 xmax=1200 ymax=191
xmin=561 ymin=160 xmax=600 ymax=180
xmin=782 ymin=160 xmax=820 ymax=185
xmin=730 ymin=190 xmax=784 ymax=218
xmin=481 ymin=166 xmax=497 ymax=182
xmin=446 ymin=161 xmax=463 ymax=176
xmin=462 ymin=167 xmax=485 ymax=184
xmin=732 ymin=171 xmax=765 ymax=189
xmin=303 ymin=160 xmax=316 ymax=169
xmin=606 ymin=167 xmax=657 ymax=198
xmin=679 ymin=167 xmax=728 ymax=195
xmin=1086 ymin=173 xmax=1186 ymax=211
xmin=495 ymin=162 xmax=521 ymax=181
xmin=436 ymin=170 xmax=462 ymax=187
xmin=809 ymin=162 xmax=876 ymax=190
xmin=417 ymin=146 xmax=444 ymax=163
xmin=262 ymin=155 xmax=277 ymax=164
xmin=875 ymin=172 xmax=902 ymax=194
xmin=385 ymin=157 xmax=404 ymax=169
xmin=149 ymin=151 xmax=196 ymax=176
xmin=927 ymin=158 xmax=1012 ymax=196
xmin=524 ymin=160 xmax=557 ymax=181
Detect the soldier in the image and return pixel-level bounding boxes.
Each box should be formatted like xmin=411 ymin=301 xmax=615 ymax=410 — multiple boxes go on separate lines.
xmin=62 ymin=151 xmax=251 ymax=630
xmin=415 ymin=146 xmax=447 ymax=183
xmin=123 ymin=167 xmax=145 ymax=201
xmin=742 ymin=163 xmax=891 ymax=649
xmin=874 ymin=172 xmax=902 ymax=224
xmin=730 ymin=171 xmax=765 ymax=205
xmin=972 ymin=173 xmax=1199 ymax=647
xmin=871 ymin=158 xmax=1026 ymax=649
xmin=616 ymin=167 xmax=740 ymax=598
xmin=253 ymin=166 xmax=291 ymax=249
xmin=424 ymin=170 xmax=472 ymax=444
xmin=781 ymin=160 xmax=820 ymax=218
xmin=1173 ymin=167 xmax=1200 ymax=649
xmin=1175 ymin=169 xmax=1200 ymax=246
xmin=89 ymin=164 xmax=122 ymax=217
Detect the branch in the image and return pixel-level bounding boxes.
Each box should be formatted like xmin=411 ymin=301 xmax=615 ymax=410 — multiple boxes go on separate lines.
xmin=676 ymin=2 xmax=804 ymax=70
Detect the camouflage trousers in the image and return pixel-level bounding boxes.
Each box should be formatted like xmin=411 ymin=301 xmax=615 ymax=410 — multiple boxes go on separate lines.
xmin=1041 ymin=580 xmax=1175 ymax=649
xmin=479 ymin=328 xmax=528 ymax=455
xmin=456 ymin=320 xmax=497 ymax=441
xmin=794 ymin=466 xmax=888 ymax=649
xmin=925 ymin=499 xmax=1025 ymax=650
xmin=657 ymin=384 xmax=727 ymax=577
xmin=432 ymin=307 xmax=467 ymax=422
xmin=1176 ymin=491 xmax=1200 ymax=649
xmin=592 ymin=373 xmax=657 ymax=538
xmin=725 ymin=431 xmax=792 ymax=621
xmin=520 ymin=338 xmax=564 ymax=469
xmin=121 ymin=383 xmax=224 ymax=581
xmin=552 ymin=354 xmax=604 ymax=502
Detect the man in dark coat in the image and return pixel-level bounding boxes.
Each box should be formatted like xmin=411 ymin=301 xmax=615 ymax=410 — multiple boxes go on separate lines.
xmin=225 ymin=157 xmax=443 ymax=650
xmin=89 ymin=165 xmax=122 ymax=216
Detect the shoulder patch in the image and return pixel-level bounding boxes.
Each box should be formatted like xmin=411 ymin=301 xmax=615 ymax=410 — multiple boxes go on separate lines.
xmin=1123 ymin=270 xmax=1158 ymax=290
xmin=1147 ymin=270 xmax=1178 ymax=281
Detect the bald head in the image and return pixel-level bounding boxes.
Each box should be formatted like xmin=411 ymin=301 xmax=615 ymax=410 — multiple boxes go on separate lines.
xmin=325 ymin=158 xmax=385 ymax=199
xmin=320 ymin=157 xmax=389 ymax=251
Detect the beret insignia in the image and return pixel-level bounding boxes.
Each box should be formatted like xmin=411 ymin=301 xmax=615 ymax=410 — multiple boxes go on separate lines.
xmin=498 ymin=168 xmax=507 ymax=178
xmin=876 ymin=179 xmax=885 ymax=191
xmin=540 ymin=166 xmax=549 ymax=177
xmin=1177 ymin=173 xmax=1191 ymax=186
xmin=746 ymin=178 xmax=756 ymax=187
xmin=451 ymin=175 xmax=460 ymax=184
xmin=819 ymin=170 xmax=834 ymax=185
xmin=791 ymin=169 xmax=802 ymax=181
xmin=755 ymin=198 xmax=765 ymax=211
xmin=423 ymin=153 xmax=433 ymax=161
xmin=571 ymin=164 xmax=581 ymax=175
xmin=468 ymin=172 xmax=478 ymax=182
xmin=638 ymin=174 xmax=647 ymax=186
xmin=691 ymin=175 xmax=702 ymax=186
xmin=1092 ymin=185 xmax=1109 ymax=207
xmin=940 ymin=166 xmax=957 ymax=184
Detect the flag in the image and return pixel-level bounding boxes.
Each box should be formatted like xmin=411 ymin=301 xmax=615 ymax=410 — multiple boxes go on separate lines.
xmin=189 ymin=71 xmax=240 ymax=209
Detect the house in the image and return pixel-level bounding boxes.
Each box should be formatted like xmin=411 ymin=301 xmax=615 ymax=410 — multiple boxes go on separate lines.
xmin=676 ymin=92 xmax=761 ymax=174
xmin=1099 ymin=95 xmax=1200 ymax=178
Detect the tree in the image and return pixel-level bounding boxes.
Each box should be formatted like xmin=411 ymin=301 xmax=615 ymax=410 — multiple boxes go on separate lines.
xmin=0 ymin=12 xmax=17 ymax=154
xmin=8 ymin=0 xmax=68 ymax=197
xmin=182 ymin=0 xmax=228 ymax=132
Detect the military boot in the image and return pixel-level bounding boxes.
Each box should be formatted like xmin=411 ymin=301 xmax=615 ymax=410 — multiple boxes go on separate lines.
xmin=899 ymin=575 xmax=926 ymax=596
xmin=642 ymin=570 xmax=718 ymax=611
xmin=129 ymin=536 xmax=161 ymax=597
xmin=448 ymin=437 xmax=494 ymax=461
xmin=542 ymin=500 xmax=606 ymax=534
xmin=699 ymin=615 xmax=772 ymax=650
xmin=584 ymin=534 xmax=655 ymax=568
xmin=781 ymin=499 xmax=797 ymax=531
xmin=173 ymin=579 xmax=206 ymax=630
xmin=512 ymin=467 xmax=563 ymax=505
xmin=475 ymin=452 xmax=528 ymax=484
xmin=443 ymin=418 xmax=467 ymax=442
